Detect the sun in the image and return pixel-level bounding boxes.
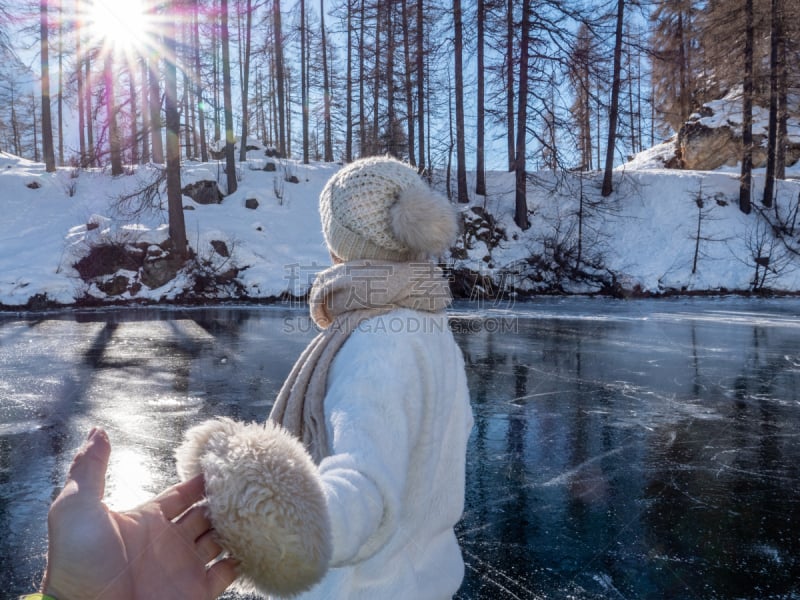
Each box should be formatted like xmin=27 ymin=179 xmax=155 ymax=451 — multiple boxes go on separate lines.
xmin=84 ymin=0 xmax=151 ymax=55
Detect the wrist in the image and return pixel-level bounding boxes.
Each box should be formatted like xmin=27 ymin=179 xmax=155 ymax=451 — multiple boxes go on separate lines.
xmin=38 ymin=569 xmax=68 ymax=600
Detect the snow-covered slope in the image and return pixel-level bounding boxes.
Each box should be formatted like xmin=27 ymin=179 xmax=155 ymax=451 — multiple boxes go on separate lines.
xmin=1 ymin=143 xmax=799 ymax=309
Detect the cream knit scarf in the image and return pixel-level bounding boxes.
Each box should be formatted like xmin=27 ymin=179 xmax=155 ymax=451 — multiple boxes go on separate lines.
xmin=269 ymin=260 xmax=451 ymax=464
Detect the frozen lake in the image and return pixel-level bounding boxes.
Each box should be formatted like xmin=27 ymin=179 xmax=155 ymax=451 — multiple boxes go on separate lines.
xmin=2 ymin=297 xmax=799 ymax=598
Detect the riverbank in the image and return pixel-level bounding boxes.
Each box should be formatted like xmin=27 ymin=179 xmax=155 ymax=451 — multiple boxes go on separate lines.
xmin=2 ymin=149 xmax=800 ymax=311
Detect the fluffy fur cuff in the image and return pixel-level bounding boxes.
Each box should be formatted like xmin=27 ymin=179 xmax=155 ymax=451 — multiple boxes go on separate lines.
xmin=176 ymin=418 xmax=332 ymax=597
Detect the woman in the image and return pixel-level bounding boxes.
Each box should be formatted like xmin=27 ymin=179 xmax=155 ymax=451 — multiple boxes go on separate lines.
xmin=177 ymin=156 xmax=474 ymax=599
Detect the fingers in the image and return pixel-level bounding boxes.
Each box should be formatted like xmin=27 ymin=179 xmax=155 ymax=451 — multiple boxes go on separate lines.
xmin=175 ymin=504 xmax=212 ymax=544
xmin=153 ymin=474 xmax=206 ymax=520
xmin=195 ymin=530 xmax=224 ymax=564
xmin=64 ymin=428 xmax=112 ymax=500
xmin=206 ymin=557 xmax=239 ymax=598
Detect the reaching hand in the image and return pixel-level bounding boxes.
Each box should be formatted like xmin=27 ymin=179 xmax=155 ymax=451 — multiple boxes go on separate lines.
xmin=40 ymin=428 xmax=237 ymax=600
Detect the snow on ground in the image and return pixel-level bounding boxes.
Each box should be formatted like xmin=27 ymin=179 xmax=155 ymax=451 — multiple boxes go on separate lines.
xmin=1 ymin=142 xmax=800 ymax=309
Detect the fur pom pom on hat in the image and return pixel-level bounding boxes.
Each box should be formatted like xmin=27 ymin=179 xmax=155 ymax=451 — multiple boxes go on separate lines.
xmin=176 ymin=418 xmax=332 ymax=597
xmin=320 ymin=156 xmax=459 ymax=262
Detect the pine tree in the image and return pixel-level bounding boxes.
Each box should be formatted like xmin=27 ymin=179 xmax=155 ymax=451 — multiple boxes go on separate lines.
xmin=453 ymin=0 xmax=468 ymax=203
xmin=165 ymin=0 xmax=188 ymax=259
xmin=104 ymin=51 xmax=124 ymax=176
xmin=569 ymin=23 xmax=593 ymax=170
xmin=739 ymin=0 xmax=754 ymax=214
xmin=650 ymin=0 xmax=698 ymax=133
xmin=221 ymin=0 xmax=238 ymax=193
xmin=475 ymin=0 xmax=486 ymax=195
xmin=274 ymin=0 xmax=287 ymax=156
xmin=514 ymin=0 xmax=530 ymax=229
xmin=601 ymin=0 xmax=624 ymax=197
xmin=762 ymin=0 xmax=780 ymax=210
xmin=40 ymin=0 xmax=56 ymax=172
xmin=239 ymin=0 xmax=253 ymax=162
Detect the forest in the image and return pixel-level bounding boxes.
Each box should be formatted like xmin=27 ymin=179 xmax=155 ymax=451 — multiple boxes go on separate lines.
xmin=0 ymin=0 xmax=799 ymax=233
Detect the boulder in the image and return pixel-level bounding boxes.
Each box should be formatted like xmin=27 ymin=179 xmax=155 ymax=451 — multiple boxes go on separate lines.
xmin=182 ymin=180 xmax=224 ymax=204
xmin=678 ymin=121 xmax=745 ymax=170
xmin=210 ymin=240 xmax=230 ymax=257
xmin=74 ymin=244 xmax=142 ymax=279
xmin=97 ymin=274 xmax=132 ymax=296
xmin=141 ymin=253 xmax=183 ymax=289
xmin=676 ymin=104 xmax=800 ymax=171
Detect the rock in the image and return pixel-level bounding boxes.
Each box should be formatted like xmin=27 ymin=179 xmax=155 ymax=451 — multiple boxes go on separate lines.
xmin=210 ymin=240 xmax=230 ymax=257
xmin=678 ymin=121 xmax=742 ymax=170
xmin=675 ymin=105 xmax=800 ymax=171
xmin=141 ymin=254 xmax=183 ymax=289
xmin=182 ymin=180 xmax=224 ymax=204
xmin=26 ymin=181 xmax=41 ymax=189
xmin=97 ymin=274 xmax=131 ymax=296
xmin=286 ymin=174 xmax=300 ymax=184
xmin=245 ymin=198 xmax=259 ymax=210
xmin=263 ymin=161 xmax=277 ymax=172
xmin=73 ymin=244 xmax=141 ymax=279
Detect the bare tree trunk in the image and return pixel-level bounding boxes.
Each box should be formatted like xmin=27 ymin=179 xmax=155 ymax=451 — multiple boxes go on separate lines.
xmin=32 ymin=93 xmax=40 ymax=162
xmin=183 ymin=67 xmax=192 ymax=159
xmin=300 ymin=0 xmax=309 ymax=163
xmin=40 ymin=0 xmax=56 ymax=172
xmin=514 ymin=0 xmax=530 ymax=229
xmin=372 ymin=0 xmax=382 ymax=156
xmin=475 ymin=0 xmax=486 ymax=195
xmin=416 ymin=0 xmax=425 ymax=171
xmin=358 ymin=0 xmax=366 ymax=156
xmin=454 ymin=0 xmax=468 ymax=203
xmin=85 ymin=53 xmax=95 ymax=166
xmin=129 ymin=68 xmax=139 ymax=164
xmin=270 ymin=53 xmax=278 ymax=147
xmin=57 ymin=0 xmax=64 ymax=165
xmin=76 ymin=0 xmax=86 ymax=162
xmin=776 ymin=11 xmax=787 ymax=180
xmin=506 ymin=0 xmax=514 ymax=171
xmin=193 ymin=0 xmax=208 ymax=161
xmin=239 ymin=0 xmax=253 ymax=162
xmin=446 ymin=66 xmax=453 ymax=200
xmin=165 ymin=0 xmax=188 ymax=259
xmin=321 ymin=0 xmax=333 ymax=161
xmin=739 ymin=0 xmax=754 ymax=214
xmin=677 ymin=10 xmax=689 ymax=124
xmin=274 ymin=0 xmax=286 ymax=156
xmin=141 ymin=59 xmax=150 ymax=162
xmin=401 ymin=0 xmax=415 ymax=166
xmin=345 ymin=0 xmax=353 ymax=162
xmin=105 ymin=53 xmax=124 ymax=176
xmin=221 ymin=0 xmax=238 ymax=193
xmin=386 ymin=2 xmax=396 ymax=156
xmin=149 ymin=54 xmax=164 ymax=163
xmin=762 ymin=0 xmax=779 ymax=210
xmin=601 ymin=0 xmax=624 ymax=197
xmin=212 ymin=13 xmax=221 ymax=142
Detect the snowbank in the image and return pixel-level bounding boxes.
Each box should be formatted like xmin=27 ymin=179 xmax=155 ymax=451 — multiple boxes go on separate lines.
xmin=1 ymin=145 xmax=799 ymax=310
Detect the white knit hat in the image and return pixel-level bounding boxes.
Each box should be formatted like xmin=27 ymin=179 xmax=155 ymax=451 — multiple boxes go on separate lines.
xmin=320 ymin=156 xmax=459 ymax=262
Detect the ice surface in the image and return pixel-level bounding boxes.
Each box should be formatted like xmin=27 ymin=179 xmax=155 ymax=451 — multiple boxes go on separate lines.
xmin=1 ymin=299 xmax=799 ymax=598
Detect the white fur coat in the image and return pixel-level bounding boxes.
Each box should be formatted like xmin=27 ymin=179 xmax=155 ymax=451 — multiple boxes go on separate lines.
xmin=177 ymin=308 xmax=473 ymax=599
